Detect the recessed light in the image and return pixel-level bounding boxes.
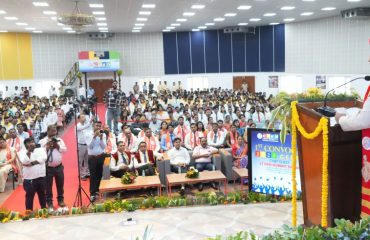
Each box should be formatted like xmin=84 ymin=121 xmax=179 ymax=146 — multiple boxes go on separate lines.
xmin=198 ymin=26 xmax=207 ymax=29
xmin=264 ymin=13 xmax=276 ymax=17
xmin=302 ymin=0 xmax=316 ymax=1
xmin=237 ymin=5 xmax=252 ymax=10
xmin=132 ymin=30 xmax=141 ymax=33
xmin=0 ymin=30 xmax=8 ymax=33
xmin=238 ymin=23 xmax=248 ymax=26
xmin=281 ymin=6 xmax=295 ymax=10
xmin=183 ymin=12 xmax=195 ymax=16
xmin=142 ymin=4 xmax=155 ymax=8
xmin=171 ymin=23 xmax=180 ymax=26
xmin=347 ymin=0 xmax=362 ymax=2
xmin=135 ymin=23 xmax=145 ymax=26
xmin=191 ymin=4 xmax=205 ymax=9
xmin=214 ymin=18 xmax=225 ymax=21
xmin=100 ymin=30 xmax=109 ymax=33
xmin=0 ymin=10 xmax=6 ymax=14
xmin=321 ymin=7 xmax=336 ymax=11
xmin=249 ymin=18 xmax=261 ymax=22
xmin=92 ymin=11 xmax=105 ymax=15
xmin=98 ymin=27 xmax=108 ymax=30
xmin=269 ymin=22 xmax=280 ymax=25
xmin=133 ymin=27 xmax=142 ymax=30
xmin=163 ymin=29 xmax=171 ymax=32
xmin=284 ymin=18 xmax=295 ymax=22
xmin=16 ymin=22 xmax=28 ymax=26
xmin=97 ymin=23 xmax=107 ymax=26
xmin=192 ymin=29 xmax=200 ymax=32
xmin=67 ymin=30 xmax=76 ymax=33
xmin=25 ymin=27 xmax=36 ymax=30
xmin=96 ymin=17 xmax=107 ymax=21
xmin=225 ymin=13 xmax=237 ymax=17
xmin=32 ymin=2 xmax=49 ymax=7
xmin=50 ymin=17 xmax=57 ymax=21
xmin=205 ymin=23 xmax=215 ymax=26
xmin=33 ymin=30 xmax=42 ymax=33
xmin=43 ymin=11 xmax=57 ymax=15
xmin=89 ymin=4 xmax=104 ymax=8
xmin=137 ymin=18 xmax=148 ymax=21
xmin=63 ymin=27 xmax=72 ymax=30
xmin=139 ymin=11 xmax=151 ymax=15
xmin=166 ymin=26 xmax=175 ymax=29
xmin=5 ymin=17 xmax=18 ymax=20
xmin=57 ymin=23 xmax=64 ymax=26
xmin=301 ymin=12 xmax=314 ymax=16
xmin=176 ymin=18 xmax=187 ymax=22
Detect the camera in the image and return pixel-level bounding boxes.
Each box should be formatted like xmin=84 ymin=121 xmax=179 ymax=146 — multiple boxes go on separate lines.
xmin=99 ymin=130 xmax=104 ymax=134
xmin=51 ymin=137 xmax=60 ymax=143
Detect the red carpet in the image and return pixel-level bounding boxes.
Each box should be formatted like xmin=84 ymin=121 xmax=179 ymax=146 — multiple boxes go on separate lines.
xmin=1 ymin=103 xmax=106 ymax=212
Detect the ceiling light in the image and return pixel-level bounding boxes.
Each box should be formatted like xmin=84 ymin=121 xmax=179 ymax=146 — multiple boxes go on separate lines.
xmin=135 ymin=23 xmax=145 ymax=26
xmin=92 ymin=11 xmax=105 ymax=15
xmin=16 ymin=22 xmax=28 ymax=26
xmin=0 ymin=30 xmax=8 ymax=33
xmin=57 ymin=23 xmax=64 ymax=26
xmin=238 ymin=23 xmax=248 ymax=26
xmin=98 ymin=27 xmax=108 ymax=30
xmin=25 ymin=27 xmax=36 ymax=30
xmin=67 ymin=30 xmax=76 ymax=33
xmin=139 ymin=11 xmax=151 ymax=15
xmin=191 ymin=4 xmax=205 ymax=9
xmin=284 ymin=18 xmax=295 ymax=22
xmin=347 ymin=0 xmax=362 ymax=1
xmin=321 ymin=7 xmax=336 ymax=11
xmin=0 ymin=10 xmax=6 ymax=14
xmin=269 ymin=22 xmax=280 ymax=25
xmin=5 ymin=17 xmax=18 ymax=20
xmin=281 ymin=6 xmax=295 ymax=10
xmin=198 ymin=26 xmax=207 ymax=29
xmin=100 ymin=30 xmax=109 ymax=33
xmin=132 ymin=30 xmax=141 ymax=33
xmin=142 ymin=4 xmax=155 ymax=8
xmin=89 ymin=4 xmax=104 ymax=8
xmin=163 ymin=29 xmax=171 ymax=32
xmin=183 ymin=12 xmax=195 ymax=16
xmin=137 ymin=18 xmax=147 ymax=21
xmin=302 ymin=0 xmax=316 ymax=1
xmin=237 ymin=5 xmax=252 ymax=10
xmin=133 ymin=27 xmax=142 ymax=30
xmin=264 ymin=13 xmax=276 ymax=17
xmin=205 ymin=22 xmax=215 ymax=26
xmin=63 ymin=27 xmax=72 ymax=30
xmin=33 ymin=30 xmax=42 ymax=33
xmin=192 ymin=29 xmax=200 ymax=32
xmin=249 ymin=18 xmax=261 ymax=22
xmin=301 ymin=12 xmax=314 ymax=16
xmin=214 ymin=18 xmax=225 ymax=21
xmin=225 ymin=13 xmax=237 ymax=17
xmin=33 ymin=2 xmax=49 ymax=7
xmin=97 ymin=23 xmax=107 ymax=26
xmin=50 ymin=17 xmax=57 ymax=21
xmin=176 ymin=18 xmax=187 ymax=22
xmin=96 ymin=17 xmax=106 ymax=21
xmin=166 ymin=26 xmax=175 ymax=29
xmin=171 ymin=23 xmax=180 ymax=26
xmin=43 ymin=11 xmax=57 ymax=15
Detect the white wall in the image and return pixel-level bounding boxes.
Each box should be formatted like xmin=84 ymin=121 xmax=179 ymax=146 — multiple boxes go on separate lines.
xmin=285 ymin=16 xmax=370 ymax=74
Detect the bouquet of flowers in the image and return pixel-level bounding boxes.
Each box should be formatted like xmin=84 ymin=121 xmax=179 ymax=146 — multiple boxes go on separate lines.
xmin=121 ymin=172 xmax=137 ymax=184
xmin=185 ymin=167 xmax=199 ymax=179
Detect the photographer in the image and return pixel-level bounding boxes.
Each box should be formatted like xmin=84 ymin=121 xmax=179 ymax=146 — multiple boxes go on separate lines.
xmin=39 ymin=125 xmax=67 ymax=209
xmin=85 ymin=121 xmax=106 ymax=202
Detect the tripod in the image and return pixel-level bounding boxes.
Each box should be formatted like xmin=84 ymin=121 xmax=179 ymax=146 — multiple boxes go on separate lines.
xmin=73 ymin=107 xmax=94 ymax=207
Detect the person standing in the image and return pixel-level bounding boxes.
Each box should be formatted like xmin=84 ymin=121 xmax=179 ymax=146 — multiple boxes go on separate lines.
xmin=18 ymin=138 xmax=47 ymax=211
xmin=143 ymin=82 xmax=148 ymax=94
xmin=77 ymin=114 xmax=92 ymax=180
xmin=133 ymin=82 xmax=140 ymax=94
xmin=85 ymin=121 xmax=106 ymax=202
xmin=149 ymin=81 xmax=154 ymax=94
xmin=104 ymin=80 xmax=122 ymax=135
xmin=39 ymin=125 xmax=67 ymax=209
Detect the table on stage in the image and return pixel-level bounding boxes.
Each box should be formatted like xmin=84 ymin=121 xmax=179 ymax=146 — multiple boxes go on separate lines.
xmin=232 ymin=167 xmax=249 ymax=190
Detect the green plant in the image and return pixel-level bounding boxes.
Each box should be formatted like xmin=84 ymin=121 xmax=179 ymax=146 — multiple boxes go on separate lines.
xmin=207 ymin=192 xmax=219 ymax=205
xmin=154 ymin=196 xmax=169 ymax=208
xmin=134 ymin=225 xmax=153 ymax=240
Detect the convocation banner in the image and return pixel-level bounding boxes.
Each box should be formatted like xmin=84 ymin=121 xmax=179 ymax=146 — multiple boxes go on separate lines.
xmin=247 ymin=128 xmax=301 ymax=196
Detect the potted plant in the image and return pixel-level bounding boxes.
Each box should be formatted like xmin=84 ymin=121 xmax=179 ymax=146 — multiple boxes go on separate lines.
xmin=76 ymin=71 xmax=83 ymax=86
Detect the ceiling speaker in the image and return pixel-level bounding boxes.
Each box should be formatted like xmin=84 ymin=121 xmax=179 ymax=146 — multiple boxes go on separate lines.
xmin=341 ymin=8 xmax=370 ymax=19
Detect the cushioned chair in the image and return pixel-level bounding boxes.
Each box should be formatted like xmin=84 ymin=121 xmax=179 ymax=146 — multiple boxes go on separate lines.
xmin=219 ymin=148 xmax=235 ymax=181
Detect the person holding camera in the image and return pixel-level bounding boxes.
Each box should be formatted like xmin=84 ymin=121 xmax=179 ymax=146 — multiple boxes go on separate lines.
xmin=39 ymin=125 xmax=67 ymax=209
xmin=85 ymin=121 xmax=106 ymax=202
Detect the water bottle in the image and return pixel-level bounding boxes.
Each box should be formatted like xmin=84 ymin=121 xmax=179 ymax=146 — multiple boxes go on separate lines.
xmin=178 ymin=166 xmax=181 ymax=174
xmin=212 ymin=164 xmax=216 ymax=171
xmin=142 ymin=169 xmax=145 ymax=177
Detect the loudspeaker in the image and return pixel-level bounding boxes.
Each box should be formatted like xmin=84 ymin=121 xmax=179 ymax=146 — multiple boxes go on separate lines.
xmin=341 ymin=8 xmax=370 ymax=19
xmin=223 ymin=27 xmax=255 ymax=34
xmin=87 ymin=32 xmax=115 ymax=39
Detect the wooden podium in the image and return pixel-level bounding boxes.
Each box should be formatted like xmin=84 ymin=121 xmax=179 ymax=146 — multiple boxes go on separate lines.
xmin=296 ymin=101 xmax=363 ymax=226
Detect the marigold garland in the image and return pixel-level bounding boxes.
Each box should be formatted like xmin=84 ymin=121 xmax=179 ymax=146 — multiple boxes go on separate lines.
xmin=290 ymin=101 xmax=329 ymax=228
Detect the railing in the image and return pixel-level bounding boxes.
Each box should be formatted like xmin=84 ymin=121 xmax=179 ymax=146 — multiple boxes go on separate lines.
xmin=63 ymin=62 xmax=79 ymax=86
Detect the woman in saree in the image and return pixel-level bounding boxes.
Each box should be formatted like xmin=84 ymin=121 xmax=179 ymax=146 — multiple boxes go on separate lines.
xmin=231 ymin=136 xmax=248 ymax=169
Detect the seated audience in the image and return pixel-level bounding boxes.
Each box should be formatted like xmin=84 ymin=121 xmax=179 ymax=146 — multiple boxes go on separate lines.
xmin=160 ymin=123 xmax=175 ymax=151
xmin=207 ymin=123 xmax=225 ymax=149
xmin=232 ymin=136 xmax=248 ymax=169
xmin=134 ymin=141 xmax=156 ymax=176
xmin=0 ymin=136 xmax=16 ymax=192
xmin=110 ymin=141 xmax=132 ymax=178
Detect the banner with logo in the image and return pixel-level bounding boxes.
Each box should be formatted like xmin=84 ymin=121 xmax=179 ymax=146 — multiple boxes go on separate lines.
xmin=248 ymin=128 xmax=301 ymax=196
xmin=78 ymin=51 xmax=120 ymax=72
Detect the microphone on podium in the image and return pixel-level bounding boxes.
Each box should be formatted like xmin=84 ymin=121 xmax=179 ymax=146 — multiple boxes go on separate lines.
xmin=316 ymin=76 xmax=370 ymax=117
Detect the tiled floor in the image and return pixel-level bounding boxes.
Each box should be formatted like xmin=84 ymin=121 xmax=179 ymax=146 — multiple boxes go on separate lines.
xmin=1 ymin=202 xmax=303 ymax=240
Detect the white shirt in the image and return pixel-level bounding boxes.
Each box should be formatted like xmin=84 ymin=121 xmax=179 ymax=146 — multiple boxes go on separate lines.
xmin=110 ymin=151 xmax=133 ymax=171
xmin=39 ymin=137 xmax=67 ymax=167
xmin=168 ymin=147 xmax=190 ymax=165
xmin=207 ymin=130 xmax=225 ymax=147
xmin=78 ymin=87 xmax=86 ymax=97
xmin=138 ymin=136 xmax=161 ymax=155
xmin=339 ymin=97 xmax=370 ymax=131
xmin=77 ymin=121 xmax=92 ymax=144
xmin=19 ymin=148 xmax=47 ymax=180
xmin=149 ymin=121 xmax=161 ymax=131
xmin=85 ymin=131 xmax=107 ymax=155
xmin=46 ymin=112 xmax=58 ymax=126
xmin=212 ymin=112 xmax=224 ymax=122
xmin=252 ymin=112 xmax=265 ymax=123
xmin=192 ymin=145 xmax=217 ymax=163
xmin=61 ymin=103 xmax=72 ymax=114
